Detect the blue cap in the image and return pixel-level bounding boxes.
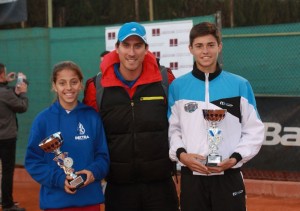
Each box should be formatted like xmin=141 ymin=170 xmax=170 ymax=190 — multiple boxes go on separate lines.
xmin=118 ymin=22 xmax=147 ymax=43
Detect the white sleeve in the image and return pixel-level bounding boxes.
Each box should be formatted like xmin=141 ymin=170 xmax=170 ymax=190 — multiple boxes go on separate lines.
xmin=168 ymin=85 xmax=186 ymax=162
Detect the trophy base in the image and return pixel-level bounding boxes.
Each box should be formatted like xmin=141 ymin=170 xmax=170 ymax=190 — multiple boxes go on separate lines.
xmin=69 ymin=176 xmax=84 ymax=189
xmin=206 ymin=154 xmax=222 ymax=167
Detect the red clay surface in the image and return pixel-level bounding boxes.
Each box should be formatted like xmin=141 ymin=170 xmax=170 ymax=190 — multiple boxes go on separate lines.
xmin=2 ymin=168 xmax=300 ymax=211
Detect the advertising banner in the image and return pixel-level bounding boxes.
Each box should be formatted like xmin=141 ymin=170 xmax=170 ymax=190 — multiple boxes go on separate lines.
xmin=105 ymin=20 xmax=194 ymax=78
xmin=244 ymin=96 xmax=300 ymax=175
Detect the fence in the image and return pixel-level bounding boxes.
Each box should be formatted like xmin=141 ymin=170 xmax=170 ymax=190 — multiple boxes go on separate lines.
xmin=0 ymin=15 xmax=299 ymax=181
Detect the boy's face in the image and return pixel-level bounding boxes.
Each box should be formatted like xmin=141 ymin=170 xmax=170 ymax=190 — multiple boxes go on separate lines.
xmin=189 ymin=34 xmax=222 ymax=73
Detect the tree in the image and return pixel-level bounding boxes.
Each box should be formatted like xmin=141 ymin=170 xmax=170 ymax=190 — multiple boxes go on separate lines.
xmin=0 ymin=0 xmax=299 ymax=29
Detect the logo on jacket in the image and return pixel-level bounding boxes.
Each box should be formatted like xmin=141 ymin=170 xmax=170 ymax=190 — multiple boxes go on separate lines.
xmin=184 ymin=102 xmax=198 ymax=113
xmin=77 ymin=122 xmax=85 ymax=135
xmin=220 ymin=101 xmax=233 ymax=107
xmin=75 ymin=122 xmax=89 ymax=140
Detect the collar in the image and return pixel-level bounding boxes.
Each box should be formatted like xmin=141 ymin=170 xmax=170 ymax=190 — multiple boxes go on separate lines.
xmin=101 ymin=50 xmax=162 ymax=88
xmin=192 ymin=62 xmax=222 ymax=81
xmin=113 ymin=63 xmax=139 ymax=88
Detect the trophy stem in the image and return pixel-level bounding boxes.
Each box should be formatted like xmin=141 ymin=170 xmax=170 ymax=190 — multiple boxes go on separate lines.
xmin=211 ymin=121 xmax=217 ymax=128
xmin=53 ymin=148 xmax=62 ymax=156
xmin=69 ymin=172 xmax=77 ymax=179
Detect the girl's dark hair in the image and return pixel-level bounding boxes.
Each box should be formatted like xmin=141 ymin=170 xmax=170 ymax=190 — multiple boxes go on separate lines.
xmin=189 ymin=22 xmax=221 ymax=46
xmin=52 ymin=61 xmax=83 ymax=83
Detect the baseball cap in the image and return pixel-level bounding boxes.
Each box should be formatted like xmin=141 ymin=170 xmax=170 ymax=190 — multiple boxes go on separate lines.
xmin=118 ymin=22 xmax=147 ymax=44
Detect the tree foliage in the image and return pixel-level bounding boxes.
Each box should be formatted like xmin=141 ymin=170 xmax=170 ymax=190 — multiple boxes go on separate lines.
xmin=1 ymin=0 xmax=299 ymax=29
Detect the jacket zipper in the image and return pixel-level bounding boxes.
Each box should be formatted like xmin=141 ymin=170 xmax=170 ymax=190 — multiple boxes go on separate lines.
xmin=131 ymin=100 xmax=137 ymax=180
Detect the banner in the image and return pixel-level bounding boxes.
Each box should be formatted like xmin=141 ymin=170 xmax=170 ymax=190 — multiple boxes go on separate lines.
xmin=0 ymin=0 xmax=27 ymax=25
xmin=244 ymin=96 xmax=300 ymax=172
xmin=105 ymin=20 xmax=194 ymax=78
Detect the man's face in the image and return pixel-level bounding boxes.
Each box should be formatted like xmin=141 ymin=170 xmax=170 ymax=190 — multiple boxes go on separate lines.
xmin=116 ymin=35 xmax=148 ymax=73
xmin=189 ymin=34 xmax=222 ymax=73
xmin=0 ymin=67 xmax=7 ymax=81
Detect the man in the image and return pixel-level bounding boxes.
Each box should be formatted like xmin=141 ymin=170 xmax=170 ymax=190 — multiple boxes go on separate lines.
xmin=84 ymin=22 xmax=179 ymax=211
xmin=100 ymin=50 xmax=110 ymax=62
xmin=0 ymin=63 xmax=28 ymax=211
xmin=168 ymin=22 xmax=265 ymax=211
xmin=82 ymin=50 xmax=110 ymax=111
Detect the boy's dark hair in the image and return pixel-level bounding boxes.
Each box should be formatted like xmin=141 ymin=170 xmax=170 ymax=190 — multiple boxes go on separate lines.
xmin=189 ymin=22 xmax=221 ymax=46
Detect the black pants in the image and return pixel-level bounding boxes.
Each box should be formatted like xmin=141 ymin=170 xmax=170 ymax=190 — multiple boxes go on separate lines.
xmin=0 ymin=138 xmax=17 ymax=209
xmin=180 ymin=167 xmax=246 ymax=211
xmin=105 ymin=178 xmax=179 ymax=211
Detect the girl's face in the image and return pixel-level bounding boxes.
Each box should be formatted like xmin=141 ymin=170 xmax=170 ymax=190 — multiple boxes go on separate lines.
xmin=52 ymin=68 xmax=83 ymax=110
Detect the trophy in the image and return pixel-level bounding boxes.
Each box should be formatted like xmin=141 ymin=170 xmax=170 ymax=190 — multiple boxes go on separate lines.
xmin=39 ymin=132 xmax=84 ymax=189
xmin=203 ymin=109 xmax=227 ymax=166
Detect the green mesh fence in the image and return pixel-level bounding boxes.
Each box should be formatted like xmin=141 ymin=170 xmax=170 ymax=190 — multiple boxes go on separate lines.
xmin=222 ymin=22 xmax=300 ymax=96
xmin=0 ymin=16 xmax=299 ymax=168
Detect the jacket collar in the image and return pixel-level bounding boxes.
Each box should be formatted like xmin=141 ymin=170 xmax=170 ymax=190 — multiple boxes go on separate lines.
xmin=192 ymin=62 xmax=222 ymax=81
xmin=100 ymin=50 xmax=162 ymax=88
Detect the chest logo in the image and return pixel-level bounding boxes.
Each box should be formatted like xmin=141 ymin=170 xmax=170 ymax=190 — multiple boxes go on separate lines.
xmin=184 ymin=102 xmax=198 ymax=113
xmin=75 ymin=122 xmax=89 ymax=140
xmin=77 ymin=122 xmax=85 ymax=135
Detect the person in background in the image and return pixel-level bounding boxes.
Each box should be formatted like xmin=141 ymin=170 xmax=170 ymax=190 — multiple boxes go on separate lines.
xmin=0 ymin=63 xmax=28 ymax=211
xmin=25 ymin=61 xmax=109 ymax=211
xmin=168 ymin=22 xmax=265 ymax=211
xmin=84 ymin=22 xmax=179 ymax=211
xmin=100 ymin=51 xmax=110 ymax=63
xmin=82 ymin=50 xmax=110 ymax=111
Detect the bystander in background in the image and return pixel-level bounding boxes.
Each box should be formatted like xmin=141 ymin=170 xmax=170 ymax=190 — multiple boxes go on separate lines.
xmin=0 ymin=63 xmax=28 ymax=211
xmin=82 ymin=50 xmax=110 ymax=111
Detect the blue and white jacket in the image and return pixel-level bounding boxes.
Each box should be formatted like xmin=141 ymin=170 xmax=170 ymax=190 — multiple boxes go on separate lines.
xmin=25 ymin=100 xmax=109 ymax=209
xmin=168 ymin=64 xmax=264 ymax=174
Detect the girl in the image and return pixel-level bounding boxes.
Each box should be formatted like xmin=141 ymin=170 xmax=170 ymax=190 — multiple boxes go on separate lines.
xmin=25 ymin=61 xmax=109 ymax=211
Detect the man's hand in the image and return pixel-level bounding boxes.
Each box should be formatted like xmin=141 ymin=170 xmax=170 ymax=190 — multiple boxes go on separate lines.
xmin=6 ymin=72 xmax=16 ymax=82
xmin=15 ymin=81 xmax=27 ymax=95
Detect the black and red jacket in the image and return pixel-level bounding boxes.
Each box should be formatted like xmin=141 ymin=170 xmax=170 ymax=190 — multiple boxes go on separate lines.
xmin=84 ymin=50 xmax=174 ymax=183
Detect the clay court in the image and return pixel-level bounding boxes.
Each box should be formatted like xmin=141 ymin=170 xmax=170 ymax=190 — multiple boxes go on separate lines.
xmin=1 ymin=167 xmax=299 ymax=211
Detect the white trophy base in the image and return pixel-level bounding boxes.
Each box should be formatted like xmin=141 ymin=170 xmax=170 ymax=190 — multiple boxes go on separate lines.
xmin=69 ymin=176 xmax=84 ymax=189
xmin=206 ymin=154 xmax=222 ymax=167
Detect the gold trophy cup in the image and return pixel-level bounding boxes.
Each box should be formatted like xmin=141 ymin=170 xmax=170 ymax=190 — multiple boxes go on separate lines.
xmin=39 ymin=132 xmax=84 ymax=189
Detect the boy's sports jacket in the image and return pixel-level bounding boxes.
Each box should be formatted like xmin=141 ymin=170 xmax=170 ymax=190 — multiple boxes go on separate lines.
xmin=168 ymin=63 xmax=265 ymax=174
